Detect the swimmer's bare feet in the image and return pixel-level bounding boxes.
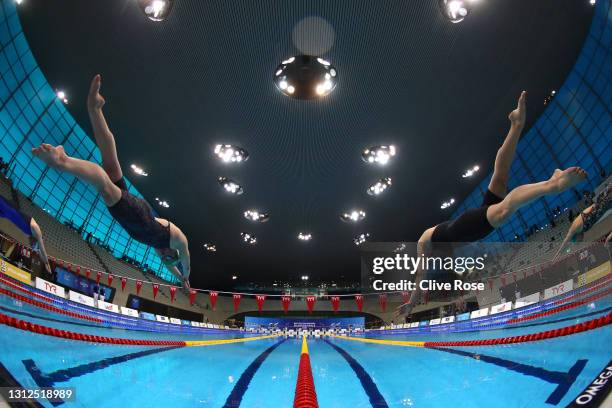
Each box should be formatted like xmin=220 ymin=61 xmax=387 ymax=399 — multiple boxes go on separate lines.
xmin=508 ymin=91 xmax=527 ymax=128
xmin=549 ymin=167 xmax=587 ymax=193
xmin=32 ymin=144 xmax=68 ymax=170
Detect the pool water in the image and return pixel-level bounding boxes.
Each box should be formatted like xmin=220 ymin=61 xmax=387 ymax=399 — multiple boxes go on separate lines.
xmin=0 ymin=277 xmax=610 ymax=407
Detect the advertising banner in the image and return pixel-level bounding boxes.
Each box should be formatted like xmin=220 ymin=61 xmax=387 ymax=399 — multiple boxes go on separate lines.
xmin=515 ymin=293 xmax=540 ymax=308
xmin=470 ymin=307 xmax=489 ymax=319
xmin=244 ymin=316 xmax=364 ymax=329
xmin=97 ymin=300 xmax=119 ymax=313
xmin=35 ymin=277 xmax=65 ymax=298
xmin=139 ymin=311 xmax=156 ymax=320
xmin=490 ymin=301 xmax=513 ymax=315
xmin=543 ymin=279 xmax=573 ymax=300
xmin=0 ymin=259 xmax=31 ymax=284
xmin=120 ymin=306 xmax=139 ymax=317
xmin=156 ymin=315 xmax=170 ymax=323
xmin=55 ymin=267 xmax=114 ymax=302
xmin=69 ymin=290 xmax=95 ymax=307
xmin=585 ymin=261 xmax=611 ymax=284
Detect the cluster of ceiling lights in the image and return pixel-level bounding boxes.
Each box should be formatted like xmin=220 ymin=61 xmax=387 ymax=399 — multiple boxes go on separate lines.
xmin=203 ymin=243 xmax=217 ymax=252
xmin=56 ymin=90 xmax=68 ymax=104
xmin=155 ymin=197 xmax=170 ymax=208
xmin=367 ymin=177 xmax=392 ymax=196
xmin=298 ymin=232 xmax=312 ymax=241
xmin=543 ymin=90 xmax=557 ymax=106
xmin=137 ymin=0 xmax=174 ymax=21
xmin=461 ymin=165 xmax=480 ymax=178
xmin=244 ymin=210 xmax=270 ymax=223
xmin=130 ymin=164 xmax=148 ymax=177
xmin=354 ymin=233 xmax=370 ymax=246
xmin=215 ymin=144 xmax=249 ymax=163
xmin=218 ymin=177 xmax=243 ymax=195
xmin=340 ymin=210 xmax=366 ymax=223
xmin=362 ymin=145 xmax=396 ymax=166
xmin=274 ymin=55 xmax=338 ymax=99
xmin=440 ymin=198 xmax=455 ymax=210
xmin=240 ymin=232 xmax=257 ymax=245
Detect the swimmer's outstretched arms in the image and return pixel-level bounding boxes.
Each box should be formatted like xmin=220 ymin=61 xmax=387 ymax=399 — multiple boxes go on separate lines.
xmin=397 ymin=91 xmax=587 ymax=316
xmin=32 ymin=75 xmax=191 ymax=288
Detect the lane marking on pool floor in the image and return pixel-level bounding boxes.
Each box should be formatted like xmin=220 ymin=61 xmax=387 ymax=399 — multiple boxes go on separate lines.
xmin=330 ymin=312 xmax=612 ymax=347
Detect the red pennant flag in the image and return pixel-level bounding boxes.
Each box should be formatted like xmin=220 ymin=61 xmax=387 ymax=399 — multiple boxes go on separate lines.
xmin=281 ymin=295 xmax=291 ymax=314
xmin=75 ymin=266 xmax=81 ymax=276
xmin=306 ymin=296 xmax=316 ymax=314
xmin=331 ymin=296 xmax=340 ymax=313
xmin=256 ymin=295 xmax=266 ymax=312
xmin=209 ymin=291 xmax=218 ymax=310
xmin=96 ymin=271 xmax=101 ymax=284
xmin=401 ymin=291 xmax=410 ymax=304
xmin=85 ymin=269 xmax=91 ymax=280
xmin=233 ymin=294 xmax=241 ymax=312
xmin=136 ymin=280 xmax=142 ymax=295
xmin=355 ymin=295 xmax=364 ymax=312
xmin=121 ymin=277 xmax=127 ymax=291
xmin=488 ymin=279 xmax=493 ymax=291
xmin=152 ymin=284 xmax=159 ymax=299
xmin=189 ymin=289 xmax=197 ymax=305
xmin=107 ymin=274 xmax=113 ymax=286
xmin=379 ymin=294 xmax=387 ymax=312
xmin=170 ymin=286 xmax=177 ymax=303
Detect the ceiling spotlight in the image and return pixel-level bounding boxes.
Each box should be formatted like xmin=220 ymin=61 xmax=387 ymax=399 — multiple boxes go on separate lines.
xmin=301 ymin=275 xmax=309 ymax=281
xmin=461 ymin=165 xmax=480 ymax=178
xmin=273 ymin=55 xmax=338 ymax=99
xmin=232 ymin=275 xmax=238 ymax=280
xmin=367 ymin=177 xmax=392 ymax=196
xmin=244 ymin=210 xmax=270 ymax=223
xmin=240 ymin=232 xmax=257 ymax=245
xmin=354 ymin=233 xmax=370 ymax=246
xmin=214 ymin=144 xmax=249 ymax=163
xmin=14 ymin=0 xmax=23 ymax=5
xmin=130 ymin=164 xmax=148 ymax=177
xmin=203 ymin=243 xmax=217 ymax=252
xmin=543 ymin=90 xmax=557 ymax=106
xmin=340 ymin=209 xmax=366 ymax=223
xmin=218 ymin=177 xmax=244 ymax=195
xmin=154 ymin=197 xmax=170 ymax=208
xmin=298 ymin=232 xmax=313 ymax=241
xmin=56 ymin=90 xmax=68 ymax=104
xmin=439 ymin=0 xmax=472 ymax=23
xmin=137 ymin=0 xmax=174 ymax=21
xmin=441 ymin=198 xmax=455 ymax=210
xmin=361 ymin=145 xmax=396 ymax=166
xmin=590 ymin=0 xmax=596 ymax=6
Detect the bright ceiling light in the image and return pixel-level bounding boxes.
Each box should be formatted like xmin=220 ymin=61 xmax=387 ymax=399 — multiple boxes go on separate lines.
xmin=367 ymin=177 xmax=392 ymax=196
xmin=441 ymin=198 xmax=455 ymax=210
xmin=154 ymin=197 xmax=170 ymax=208
xmin=301 ymin=275 xmax=309 ymax=281
xmin=340 ymin=209 xmax=366 ymax=223
xmin=137 ymin=0 xmax=175 ymax=21
xmin=240 ymin=232 xmax=257 ymax=245
xmin=461 ymin=165 xmax=479 ymax=178
xmin=244 ymin=210 xmax=270 ymax=223
xmin=130 ymin=164 xmax=148 ymax=176
xmin=203 ymin=243 xmax=217 ymax=252
xmin=439 ymin=0 xmax=472 ymax=23
xmin=232 ymin=275 xmax=238 ymax=280
xmin=298 ymin=232 xmax=313 ymax=241
xmin=214 ymin=144 xmax=249 ymax=163
xmin=362 ymin=145 xmax=396 ymax=166
xmin=354 ymin=233 xmax=370 ymax=246
xmin=590 ymin=0 xmax=596 ymax=5
xmin=218 ymin=177 xmax=244 ymax=195
xmin=56 ymin=90 xmax=68 ymax=104
xmin=274 ymin=55 xmax=338 ymax=99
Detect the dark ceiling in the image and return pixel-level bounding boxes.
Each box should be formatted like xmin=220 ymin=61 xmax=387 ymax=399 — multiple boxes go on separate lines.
xmin=18 ymin=0 xmax=594 ymax=289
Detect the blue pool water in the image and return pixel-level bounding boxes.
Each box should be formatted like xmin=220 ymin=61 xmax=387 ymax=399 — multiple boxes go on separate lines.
xmin=0 ymin=279 xmax=610 ymax=407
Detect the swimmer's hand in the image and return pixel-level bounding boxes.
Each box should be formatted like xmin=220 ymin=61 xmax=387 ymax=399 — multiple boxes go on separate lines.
xmin=87 ymin=74 xmax=106 ymax=111
xmin=508 ymin=91 xmax=527 ymax=128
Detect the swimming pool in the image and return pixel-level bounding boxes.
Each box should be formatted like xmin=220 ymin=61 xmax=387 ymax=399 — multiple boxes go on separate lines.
xmin=0 ymin=274 xmax=610 ymax=407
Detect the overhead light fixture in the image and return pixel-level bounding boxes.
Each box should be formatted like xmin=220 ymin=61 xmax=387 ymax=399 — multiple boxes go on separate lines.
xmin=137 ymin=0 xmax=175 ymax=21
xmin=441 ymin=198 xmax=455 ymax=210
xmin=214 ymin=144 xmax=249 ymax=163
xmin=56 ymin=90 xmax=68 ymax=104
xmin=362 ymin=145 xmax=396 ymax=166
xmin=298 ymin=232 xmax=312 ymax=241
xmin=240 ymin=232 xmax=257 ymax=245
xmin=244 ymin=210 xmax=270 ymax=223
xmin=462 ymin=165 xmax=479 ymax=178
xmin=543 ymin=90 xmax=557 ymax=106
xmin=273 ymin=55 xmax=338 ymax=99
xmin=218 ymin=177 xmax=244 ymax=195
xmin=354 ymin=233 xmax=370 ymax=246
xmin=340 ymin=209 xmax=366 ymax=223
xmin=439 ymin=0 xmax=474 ymax=23
xmin=154 ymin=197 xmax=170 ymax=208
xmin=232 ymin=275 xmax=238 ymax=280
xmin=130 ymin=164 xmax=148 ymax=177
xmin=203 ymin=243 xmax=217 ymax=252
xmin=590 ymin=0 xmax=596 ymax=6
xmin=301 ymin=275 xmax=309 ymax=281
xmin=367 ymin=177 xmax=392 ymax=196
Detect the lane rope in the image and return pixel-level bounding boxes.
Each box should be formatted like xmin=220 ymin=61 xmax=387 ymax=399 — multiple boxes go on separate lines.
xmin=294 ymin=336 xmax=319 ymax=408
xmin=332 ymin=312 xmax=612 ymax=348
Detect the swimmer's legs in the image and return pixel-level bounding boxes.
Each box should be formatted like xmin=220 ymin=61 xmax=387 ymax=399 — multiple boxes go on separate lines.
xmin=29 ymin=218 xmax=51 ymax=274
xmin=87 ymin=75 xmax=123 ymax=182
xmin=487 ymin=167 xmax=587 ymax=228
xmin=488 ymin=91 xmax=527 ymax=197
xmin=32 ymin=144 xmax=122 ymax=206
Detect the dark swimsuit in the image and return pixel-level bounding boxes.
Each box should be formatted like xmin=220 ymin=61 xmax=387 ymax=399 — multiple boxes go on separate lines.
xmin=107 ymin=178 xmax=171 ymax=249
xmin=0 ymin=196 xmax=32 ymax=236
xmin=431 ymin=189 xmax=503 ymax=243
